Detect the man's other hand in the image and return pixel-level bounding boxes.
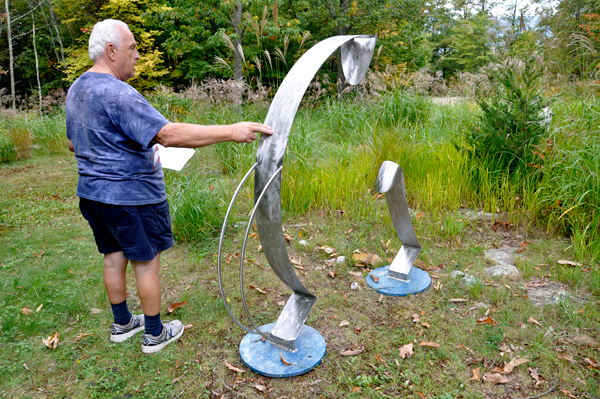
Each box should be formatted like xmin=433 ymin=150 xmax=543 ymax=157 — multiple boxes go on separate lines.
xmin=230 ymin=122 xmax=274 ymax=143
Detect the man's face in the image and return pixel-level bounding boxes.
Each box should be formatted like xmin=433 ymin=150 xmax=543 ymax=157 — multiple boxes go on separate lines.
xmin=113 ymin=27 xmax=140 ymax=81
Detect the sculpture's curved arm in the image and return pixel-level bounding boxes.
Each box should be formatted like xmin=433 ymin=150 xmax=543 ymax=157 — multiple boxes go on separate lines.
xmin=253 ymin=35 xmax=376 ymax=349
xmin=375 ymin=161 xmax=422 ymax=281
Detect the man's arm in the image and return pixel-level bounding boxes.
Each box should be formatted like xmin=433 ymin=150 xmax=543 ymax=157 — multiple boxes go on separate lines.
xmin=152 ymin=122 xmax=273 ymax=148
xmin=67 ymin=138 xmax=74 ymax=152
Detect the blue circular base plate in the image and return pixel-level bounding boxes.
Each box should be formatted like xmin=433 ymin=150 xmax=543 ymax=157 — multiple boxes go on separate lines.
xmin=366 ymin=266 xmax=431 ymax=296
xmin=239 ymin=323 xmax=326 ymax=378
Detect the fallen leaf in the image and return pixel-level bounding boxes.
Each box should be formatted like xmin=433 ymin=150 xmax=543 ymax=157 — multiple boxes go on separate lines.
xmin=255 ymin=384 xmax=268 ymax=392
xmin=328 ymin=270 xmax=336 ymax=278
xmin=416 ymin=391 xmax=426 ymax=399
xmin=316 ymin=245 xmax=336 ymax=254
xmin=557 ymin=352 xmax=574 ymax=362
xmin=184 ymin=324 xmax=193 ymax=330
xmin=370 ymin=275 xmax=379 ymax=283
xmin=167 ymin=301 xmax=187 ymax=313
xmin=290 ymin=257 xmax=302 ymax=266
xmin=584 ymin=357 xmax=600 ymax=369
xmin=352 ymin=253 xmax=382 ymax=266
xmin=75 ymin=333 xmax=93 ymax=341
xmin=449 ymin=298 xmax=468 ymax=303
xmin=348 ymin=271 xmax=362 ymax=277
xmin=483 ymin=372 xmax=510 ymax=384
xmin=90 ymin=308 xmax=102 ymax=315
xmin=399 ymin=343 xmax=414 ymax=359
xmin=503 ymin=358 xmax=529 ymax=373
xmin=224 ymin=361 xmax=245 ymax=373
xmin=468 ymin=368 xmax=481 ymax=382
xmin=248 ymin=285 xmax=267 ymax=294
xmin=339 ymin=320 xmax=350 ymax=327
xmin=419 ymin=342 xmax=441 ymax=348
xmin=412 ymin=313 xmax=421 ymax=323
xmin=378 ymin=294 xmax=384 ymax=302
xmin=527 ymin=317 xmax=540 ymax=325
xmin=560 ymin=390 xmax=578 ymax=398
xmin=277 ymin=301 xmax=285 ymax=306
xmin=21 ymin=307 xmax=33 ymax=315
xmin=257 ymin=245 xmax=262 ymax=252
xmin=340 ymin=346 xmax=364 ymax=356
xmin=352 ymin=387 xmax=361 ymax=393
xmin=42 ymin=332 xmax=59 ymax=349
xmin=283 ymin=233 xmax=293 ymax=242
xmin=278 ymin=352 xmax=292 ymax=366
xmin=557 ymin=259 xmax=582 ymax=267
xmin=516 ymin=241 xmax=530 ymax=253
xmin=528 ymin=367 xmax=546 ymax=386
xmin=567 ymin=335 xmax=599 ymax=348
xmin=476 ymin=316 xmax=498 ymax=325
xmin=422 ymin=322 xmax=430 ymax=328
xmin=23 ymin=362 xmax=30 ymax=371
xmin=375 ymin=355 xmax=387 ymax=366
xmin=36 ymin=303 xmax=43 ymax=313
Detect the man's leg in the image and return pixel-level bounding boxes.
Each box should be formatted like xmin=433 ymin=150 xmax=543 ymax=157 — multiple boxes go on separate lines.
xmin=132 ymin=253 xmax=184 ymax=353
xmin=104 ymin=251 xmax=145 ymax=342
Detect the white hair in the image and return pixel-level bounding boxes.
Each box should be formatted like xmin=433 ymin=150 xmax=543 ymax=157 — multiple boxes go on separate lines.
xmin=88 ymin=19 xmax=130 ymax=61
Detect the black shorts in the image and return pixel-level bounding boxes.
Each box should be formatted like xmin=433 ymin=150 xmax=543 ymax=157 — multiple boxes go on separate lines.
xmin=79 ymin=198 xmax=175 ymax=262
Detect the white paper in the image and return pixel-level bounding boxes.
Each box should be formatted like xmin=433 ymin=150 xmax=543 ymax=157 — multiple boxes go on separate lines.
xmin=152 ymin=144 xmax=196 ymax=171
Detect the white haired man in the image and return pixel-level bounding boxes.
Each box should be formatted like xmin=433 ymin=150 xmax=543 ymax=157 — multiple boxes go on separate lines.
xmin=66 ymin=19 xmax=272 ymax=353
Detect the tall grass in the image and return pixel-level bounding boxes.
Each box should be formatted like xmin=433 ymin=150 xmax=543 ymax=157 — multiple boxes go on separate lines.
xmin=0 ymin=114 xmax=68 ymax=162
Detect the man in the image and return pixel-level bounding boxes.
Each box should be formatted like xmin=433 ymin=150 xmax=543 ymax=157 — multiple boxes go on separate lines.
xmin=66 ymin=19 xmax=272 ymax=354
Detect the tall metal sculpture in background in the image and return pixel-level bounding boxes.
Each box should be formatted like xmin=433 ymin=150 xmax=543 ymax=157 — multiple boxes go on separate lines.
xmin=366 ymin=161 xmax=431 ymax=296
xmin=218 ymin=35 xmax=376 ymax=377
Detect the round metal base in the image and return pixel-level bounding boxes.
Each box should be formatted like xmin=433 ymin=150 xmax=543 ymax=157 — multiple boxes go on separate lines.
xmin=366 ymin=266 xmax=431 ymax=296
xmin=239 ymin=323 xmax=326 ymax=378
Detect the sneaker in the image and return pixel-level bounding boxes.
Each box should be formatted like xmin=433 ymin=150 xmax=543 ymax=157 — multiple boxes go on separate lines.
xmin=141 ymin=320 xmax=184 ymax=354
xmin=110 ymin=314 xmax=145 ymax=343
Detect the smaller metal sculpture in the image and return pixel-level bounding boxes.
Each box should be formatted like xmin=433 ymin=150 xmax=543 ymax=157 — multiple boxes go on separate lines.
xmin=366 ymin=161 xmax=431 ymax=296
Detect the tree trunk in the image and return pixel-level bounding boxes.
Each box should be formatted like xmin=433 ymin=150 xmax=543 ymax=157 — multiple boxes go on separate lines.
xmin=336 ymin=0 xmax=349 ymax=99
xmin=47 ymin=0 xmax=65 ymax=66
xmin=232 ymin=2 xmax=243 ymax=112
xmin=5 ymin=0 xmax=16 ymax=110
xmin=33 ymin=14 xmax=43 ymax=116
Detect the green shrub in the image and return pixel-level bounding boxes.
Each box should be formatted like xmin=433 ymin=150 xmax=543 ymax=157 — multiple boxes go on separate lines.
xmin=466 ymin=58 xmax=549 ymax=174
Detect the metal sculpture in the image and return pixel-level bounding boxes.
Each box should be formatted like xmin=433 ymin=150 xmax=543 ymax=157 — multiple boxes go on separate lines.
xmin=366 ymin=161 xmax=431 ymax=296
xmin=217 ymin=35 xmax=376 ymax=372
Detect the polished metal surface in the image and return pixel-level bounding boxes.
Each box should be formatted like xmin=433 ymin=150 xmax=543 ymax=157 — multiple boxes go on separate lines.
xmin=218 ymin=34 xmax=376 ymax=351
xmin=375 ymin=161 xmax=422 ymax=281
xmin=254 ymin=35 xmax=376 ymax=349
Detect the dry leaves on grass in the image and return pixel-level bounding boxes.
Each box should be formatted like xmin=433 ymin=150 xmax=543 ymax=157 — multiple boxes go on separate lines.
xmin=283 ymin=233 xmax=293 ymax=243
xmin=42 ymin=332 xmax=59 ymax=349
xmin=584 ymin=358 xmax=600 ymax=369
xmin=339 ymin=320 xmax=350 ymax=327
xmin=328 ymin=270 xmax=336 ymax=278
xmin=183 ymin=324 xmax=193 ymax=330
xmin=340 ymin=345 xmax=365 ymax=356
xmin=399 ymin=343 xmax=414 ymax=359
xmin=315 ymin=245 xmax=336 ymax=254
xmin=21 ymin=307 xmax=33 ymax=315
xmin=352 ymin=253 xmax=382 ymax=266
xmin=483 ymin=372 xmax=510 ymax=384
xmin=36 ymin=303 xmax=43 ymax=312
xmin=503 ymin=358 xmax=529 ymax=373
xmin=557 ymin=259 xmax=582 ymax=267
xmin=528 ymin=367 xmax=546 ymax=386
xmin=249 ymin=285 xmax=267 ymax=294
xmin=75 ymin=333 xmax=93 ymax=341
xmin=527 ymin=317 xmax=541 ymax=325
xmin=556 ymin=352 xmax=574 ymax=362
xmin=419 ymin=342 xmax=440 ymax=348
xmin=476 ymin=316 xmax=498 ymax=325
xmin=255 ymin=384 xmax=268 ymax=393
xmin=468 ymin=368 xmax=482 ymax=382
xmin=167 ymin=301 xmax=187 ymax=314
xmin=348 ymin=271 xmax=362 ymax=277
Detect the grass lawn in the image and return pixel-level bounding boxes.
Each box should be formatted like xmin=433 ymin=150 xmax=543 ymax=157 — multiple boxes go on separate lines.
xmin=1 ymin=151 xmax=598 ymax=399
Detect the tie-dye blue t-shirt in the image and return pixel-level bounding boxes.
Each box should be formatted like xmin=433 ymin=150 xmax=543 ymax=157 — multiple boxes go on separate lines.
xmin=66 ymin=72 xmax=170 ymax=206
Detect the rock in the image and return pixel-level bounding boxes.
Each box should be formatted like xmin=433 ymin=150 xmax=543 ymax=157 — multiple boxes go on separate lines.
xmin=527 ymin=283 xmax=570 ymax=307
xmin=350 ymin=282 xmax=358 ymax=290
xmin=458 ymin=209 xmax=499 ymax=222
xmin=450 ymin=270 xmax=478 ymax=286
xmin=484 ymin=247 xmax=517 ymax=266
xmin=334 ymin=256 xmax=346 ymax=264
xmin=299 ymin=240 xmax=308 ymax=247
xmin=485 ymin=264 xmax=519 ymax=277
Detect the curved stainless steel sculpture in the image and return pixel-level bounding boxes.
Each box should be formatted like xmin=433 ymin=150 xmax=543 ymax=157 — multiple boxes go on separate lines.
xmin=218 ymin=35 xmax=376 ymax=352
xmin=375 ymin=161 xmax=422 ymax=281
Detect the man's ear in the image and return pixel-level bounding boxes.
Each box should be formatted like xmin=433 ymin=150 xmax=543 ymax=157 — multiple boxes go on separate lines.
xmin=106 ymin=43 xmax=117 ymax=61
